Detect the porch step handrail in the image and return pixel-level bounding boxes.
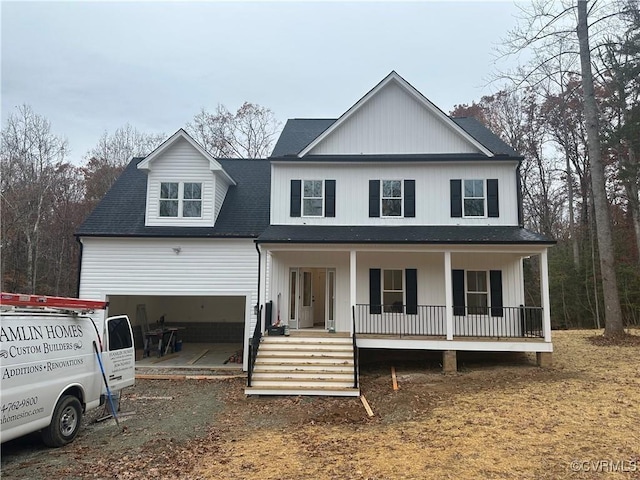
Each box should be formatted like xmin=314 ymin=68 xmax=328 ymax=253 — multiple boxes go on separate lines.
xmin=352 ymin=306 xmax=359 ymax=389
xmin=247 ymin=305 xmax=263 ymax=388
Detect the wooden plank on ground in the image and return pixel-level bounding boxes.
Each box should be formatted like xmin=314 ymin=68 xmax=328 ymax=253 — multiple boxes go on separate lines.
xmin=150 ymin=353 xmax=179 ymax=364
xmin=360 ymin=394 xmax=374 ymax=417
xmin=187 ymin=349 xmax=209 ymax=365
xmin=135 ymin=374 xmax=245 ymax=381
xmin=391 ymin=366 xmax=399 ymax=391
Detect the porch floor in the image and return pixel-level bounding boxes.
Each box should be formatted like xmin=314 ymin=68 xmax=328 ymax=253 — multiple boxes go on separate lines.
xmin=357 ymin=334 xmax=546 ymax=342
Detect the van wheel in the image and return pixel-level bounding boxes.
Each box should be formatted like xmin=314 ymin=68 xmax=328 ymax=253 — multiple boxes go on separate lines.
xmin=42 ymin=395 xmax=83 ymax=447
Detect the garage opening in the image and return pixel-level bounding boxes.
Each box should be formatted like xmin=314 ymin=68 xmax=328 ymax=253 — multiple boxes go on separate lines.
xmin=106 ymin=295 xmax=245 ymax=368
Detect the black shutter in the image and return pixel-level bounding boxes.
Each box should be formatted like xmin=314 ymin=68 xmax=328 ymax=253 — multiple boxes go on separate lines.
xmin=325 ymin=180 xmax=336 ymax=217
xmin=290 ymin=180 xmax=301 ymax=217
xmin=490 ymin=270 xmax=504 ymax=317
xmin=450 ymin=179 xmax=462 ymax=217
xmin=452 ymin=269 xmax=465 ymax=316
xmin=404 ymin=180 xmax=415 ymax=217
xmin=405 ymin=269 xmax=418 ymax=315
xmin=487 ymin=179 xmax=499 ymax=217
xmin=369 ymin=180 xmax=380 ymax=217
xmin=369 ymin=268 xmax=381 ymax=314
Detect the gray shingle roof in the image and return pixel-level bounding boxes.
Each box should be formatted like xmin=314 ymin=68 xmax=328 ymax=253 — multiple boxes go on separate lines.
xmin=269 ymin=117 xmax=520 ymax=158
xmin=270 ymin=119 xmax=335 ymax=157
xmin=76 ymin=157 xmax=270 ymax=238
xmin=451 ymin=117 xmax=519 ymax=157
xmin=257 ymin=225 xmax=554 ymax=245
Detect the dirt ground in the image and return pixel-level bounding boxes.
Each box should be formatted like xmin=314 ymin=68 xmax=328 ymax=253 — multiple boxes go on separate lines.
xmin=1 ymin=329 xmax=639 ymax=479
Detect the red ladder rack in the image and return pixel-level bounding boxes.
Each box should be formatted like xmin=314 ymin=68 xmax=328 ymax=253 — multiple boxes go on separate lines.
xmin=0 ymin=292 xmax=107 ymax=311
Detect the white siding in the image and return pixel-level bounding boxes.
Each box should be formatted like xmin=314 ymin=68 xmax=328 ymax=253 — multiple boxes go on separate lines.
xmin=271 ymin=162 xmax=520 ymax=225
xmin=78 ymin=237 xmax=259 ymax=332
xmin=308 ymin=81 xmax=481 ymax=155
xmin=214 ymin=176 xmax=231 ymax=222
xmin=144 ymin=138 xmax=216 ymax=227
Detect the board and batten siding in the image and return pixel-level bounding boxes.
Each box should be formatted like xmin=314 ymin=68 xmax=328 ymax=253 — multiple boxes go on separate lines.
xmin=144 ymin=137 xmax=219 ymax=227
xmin=271 ymin=162 xmax=519 ymax=226
xmin=78 ymin=237 xmax=259 ymax=368
xmin=307 ymin=81 xmax=481 ymax=156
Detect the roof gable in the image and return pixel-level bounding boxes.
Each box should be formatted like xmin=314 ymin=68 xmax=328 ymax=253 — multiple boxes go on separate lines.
xmin=299 ymin=71 xmax=493 ymax=157
xmin=137 ymin=129 xmax=236 ymax=185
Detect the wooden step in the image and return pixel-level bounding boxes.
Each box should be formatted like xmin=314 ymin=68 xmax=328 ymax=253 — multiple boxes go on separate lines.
xmin=247 ymin=333 xmax=359 ymax=397
xmin=252 ymin=370 xmax=354 ymax=380
xmin=244 ymin=386 xmax=359 ymax=397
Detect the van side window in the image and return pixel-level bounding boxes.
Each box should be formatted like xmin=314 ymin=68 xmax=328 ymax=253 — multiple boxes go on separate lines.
xmin=108 ymin=317 xmax=133 ymax=351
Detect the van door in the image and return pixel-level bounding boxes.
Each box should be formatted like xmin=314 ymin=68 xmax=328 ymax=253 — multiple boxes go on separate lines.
xmin=102 ymin=315 xmax=135 ymax=391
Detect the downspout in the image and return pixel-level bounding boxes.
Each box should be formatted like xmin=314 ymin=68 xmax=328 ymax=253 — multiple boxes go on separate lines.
xmin=516 ymin=160 xmax=524 ymax=228
xmin=254 ymin=241 xmax=261 ymax=316
xmin=75 ymin=236 xmax=84 ymax=298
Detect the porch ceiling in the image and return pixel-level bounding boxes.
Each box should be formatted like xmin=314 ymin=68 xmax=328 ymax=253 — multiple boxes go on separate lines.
xmin=257 ymin=225 xmax=555 ymax=245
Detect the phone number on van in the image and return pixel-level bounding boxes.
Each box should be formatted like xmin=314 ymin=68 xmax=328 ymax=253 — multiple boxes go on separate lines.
xmin=1 ymin=396 xmax=38 ymax=413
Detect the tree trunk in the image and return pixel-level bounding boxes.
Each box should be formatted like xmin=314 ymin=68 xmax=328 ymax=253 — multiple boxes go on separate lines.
xmin=577 ymin=0 xmax=625 ymax=336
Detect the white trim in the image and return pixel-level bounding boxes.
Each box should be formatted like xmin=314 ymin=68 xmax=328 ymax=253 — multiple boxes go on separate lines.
xmin=137 ymin=129 xmax=236 ymax=185
xmin=357 ymin=338 xmax=553 ymax=352
xmin=298 ymin=71 xmax=494 ymax=157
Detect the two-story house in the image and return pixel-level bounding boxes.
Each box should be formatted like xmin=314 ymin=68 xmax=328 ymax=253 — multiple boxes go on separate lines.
xmin=77 ymin=71 xmax=554 ymax=397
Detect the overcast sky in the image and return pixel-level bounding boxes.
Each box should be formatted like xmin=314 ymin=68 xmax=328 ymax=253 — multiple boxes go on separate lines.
xmin=1 ymin=1 xmax=525 ymax=163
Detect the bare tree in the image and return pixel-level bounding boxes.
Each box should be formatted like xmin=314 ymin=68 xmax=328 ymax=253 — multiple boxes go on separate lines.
xmin=497 ymin=0 xmax=630 ymax=336
xmin=577 ymin=0 xmax=625 ymax=337
xmin=186 ymin=102 xmax=281 ymax=158
xmin=1 ymin=105 xmax=69 ymax=293
xmin=83 ymin=123 xmax=165 ymax=202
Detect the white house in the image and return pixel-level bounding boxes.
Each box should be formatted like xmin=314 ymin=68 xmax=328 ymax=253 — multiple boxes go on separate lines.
xmin=77 ymin=71 xmax=554 ymax=396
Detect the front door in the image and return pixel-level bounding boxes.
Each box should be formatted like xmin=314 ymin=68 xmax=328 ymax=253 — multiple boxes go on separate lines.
xmin=289 ymin=267 xmax=336 ymax=330
xmin=299 ymin=269 xmax=314 ymax=328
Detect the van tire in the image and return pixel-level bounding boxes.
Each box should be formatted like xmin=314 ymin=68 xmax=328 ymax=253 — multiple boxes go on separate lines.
xmin=42 ymin=395 xmax=83 ymax=447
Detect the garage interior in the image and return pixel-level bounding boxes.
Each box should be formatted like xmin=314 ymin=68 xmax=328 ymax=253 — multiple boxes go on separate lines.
xmin=106 ymin=295 xmax=245 ymax=368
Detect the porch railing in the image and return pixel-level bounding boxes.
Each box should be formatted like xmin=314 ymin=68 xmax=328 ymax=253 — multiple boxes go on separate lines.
xmin=247 ymin=305 xmax=263 ymax=388
xmin=354 ymin=304 xmax=446 ymax=337
xmin=354 ymin=304 xmax=544 ymax=339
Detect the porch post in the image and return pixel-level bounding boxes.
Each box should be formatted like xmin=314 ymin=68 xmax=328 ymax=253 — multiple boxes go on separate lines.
xmin=444 ymin=251 xmax=453 ymax=340
xmin=350 ymin=250 xmax=357 ymax=336
xmin=540 ymin=249 xmax=552 ymax=343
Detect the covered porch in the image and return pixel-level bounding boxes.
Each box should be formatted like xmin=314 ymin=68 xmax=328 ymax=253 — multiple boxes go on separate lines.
xmin=257 ymin=242 xmax=553 ymax=354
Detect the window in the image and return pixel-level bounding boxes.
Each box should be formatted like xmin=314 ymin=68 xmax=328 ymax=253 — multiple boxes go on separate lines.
xmin=383 ymin=269 xmax=404 ymax=313
xmin=183 ymin=182 xmax=202 ymax=217
xmin=303 ymin=180 xmax=323 ymax=216
xmin=381 ymin=180 xmax=402 ymax=217
xmin=463 ymin=180 xmax=485 ymax=217
xmin=466 ymin=271 xmax=488 ymax=314
xmin=160 ymin=182 xmax=179 ymax=217
xmin=159 ymin=182 xmax=202 ymax=218
xmin=108 ymin=317 xmax=133 ymax=351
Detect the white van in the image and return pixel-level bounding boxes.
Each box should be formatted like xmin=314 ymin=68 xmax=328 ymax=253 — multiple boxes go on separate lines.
xmin=0 ymin=293 xmax=135 ymax=447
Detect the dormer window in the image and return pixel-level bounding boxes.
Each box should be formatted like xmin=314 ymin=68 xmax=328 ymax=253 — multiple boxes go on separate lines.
xmin=159 ymin=182 xmax=202 ymax=218
xmin=183 ymin=183 xmax=202 ymax=217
